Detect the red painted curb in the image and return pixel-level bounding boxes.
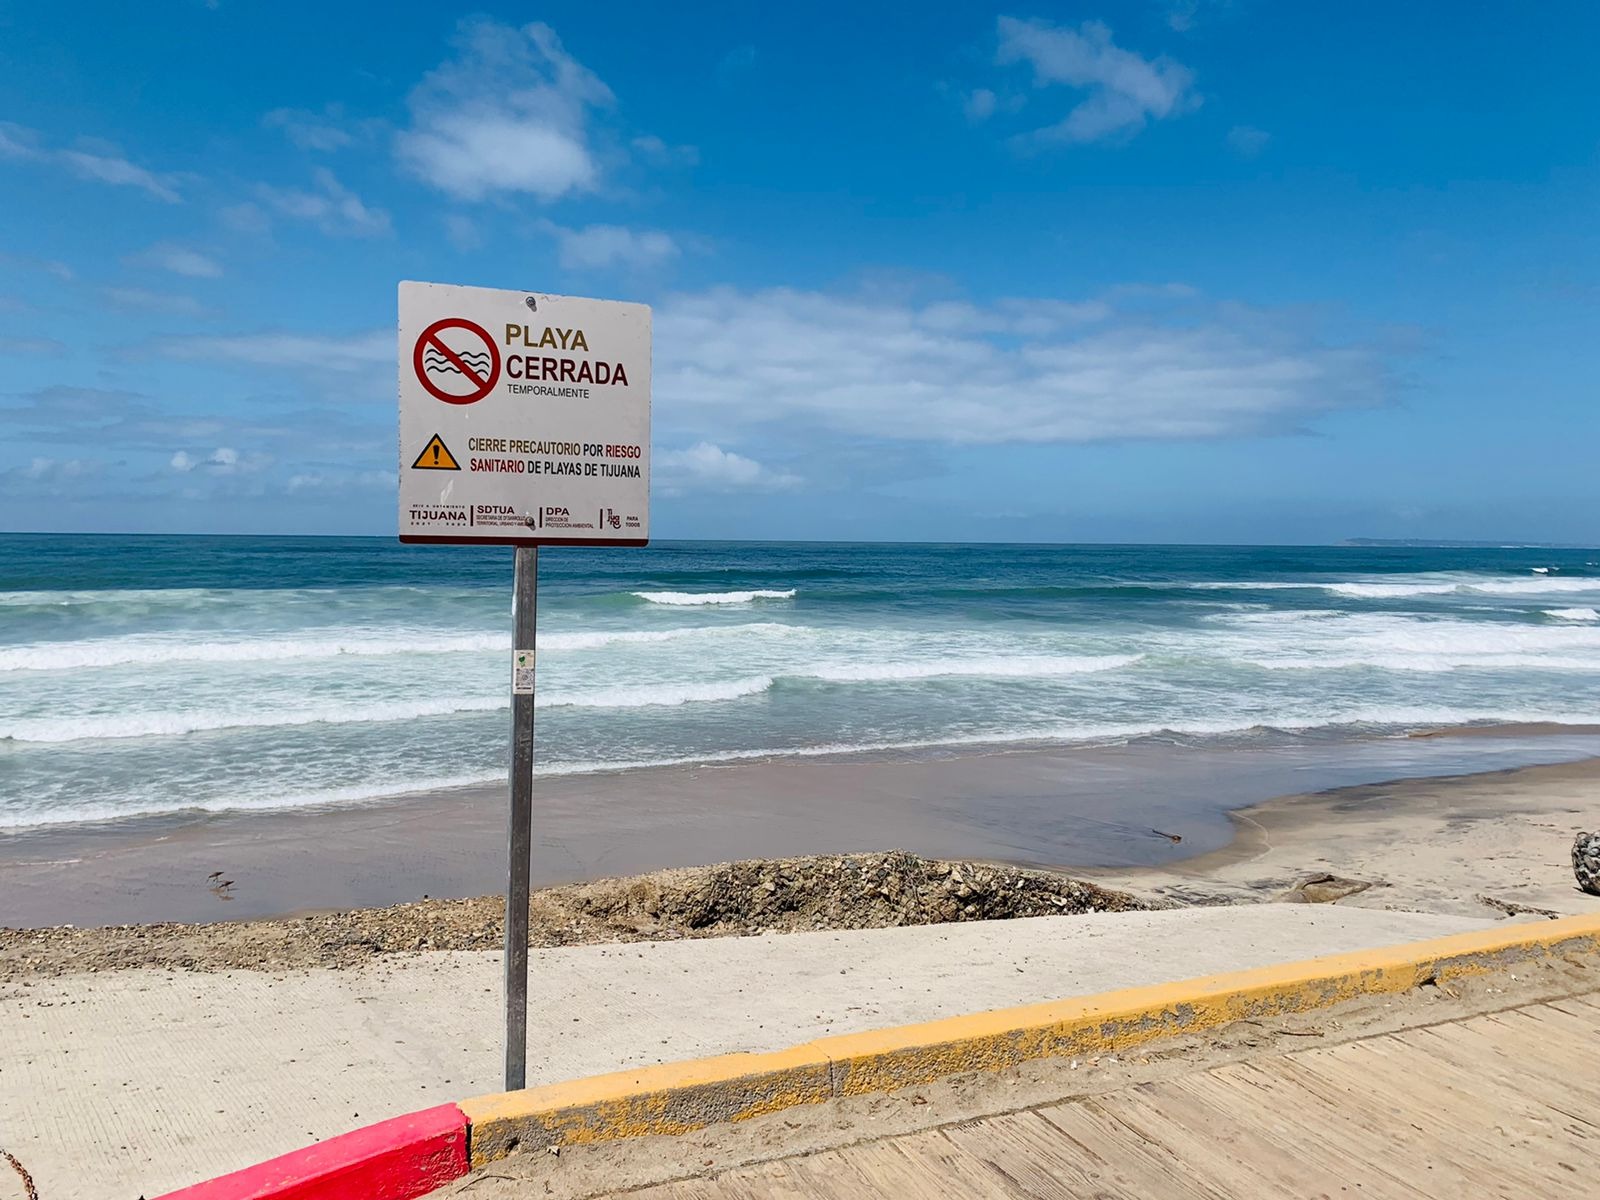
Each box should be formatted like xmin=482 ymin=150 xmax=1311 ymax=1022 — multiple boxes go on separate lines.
xmin=150 ymin=1103 xmax=469 ymax=1200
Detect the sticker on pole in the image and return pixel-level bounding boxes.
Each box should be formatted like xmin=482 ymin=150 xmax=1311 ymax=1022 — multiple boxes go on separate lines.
xmin=512 ymin=649 xmax=536 ymax=694
xmin=398 ymin=280 xmax=651 ymax=546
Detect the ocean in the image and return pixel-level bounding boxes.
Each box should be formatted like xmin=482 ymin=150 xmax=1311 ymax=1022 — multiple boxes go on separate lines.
xmin=3 ymin=534 xmax=1600 ymax=832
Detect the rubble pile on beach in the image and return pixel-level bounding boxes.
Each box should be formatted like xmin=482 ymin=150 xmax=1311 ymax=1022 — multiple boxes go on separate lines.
xmin=0 ymin=851 xmax=1144 ymax=978
xmin=1576 ymin=832 xmax=1600 ymax=896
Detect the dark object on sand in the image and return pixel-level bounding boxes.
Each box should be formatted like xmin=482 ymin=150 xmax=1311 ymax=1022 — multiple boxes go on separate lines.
xmin=1 ymin=1147 xmax=39 ymax=1200
xmin=1277 ymin=873 xmax=1374 ymax=904
xmin=1575 ymin=832 xmax=1600 ymax=896
xmin=1476 ymin=894 xmax=1561 ymax=920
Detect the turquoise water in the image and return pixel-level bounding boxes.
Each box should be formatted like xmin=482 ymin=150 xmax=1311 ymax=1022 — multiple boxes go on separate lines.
xmin=3 ymin=534 xmax=1599 ymax=829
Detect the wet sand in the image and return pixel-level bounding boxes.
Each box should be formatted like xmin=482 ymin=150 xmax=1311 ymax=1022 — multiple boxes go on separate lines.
xmin=1085 ymin=756 xmax=1600 ymax=919
xmin=3 ymin=730 xmax=1599 ymax=928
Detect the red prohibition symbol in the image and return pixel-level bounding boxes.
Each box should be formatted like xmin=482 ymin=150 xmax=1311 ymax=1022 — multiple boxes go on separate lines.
xmin=413 ymin=317 xmax=501 ymax=405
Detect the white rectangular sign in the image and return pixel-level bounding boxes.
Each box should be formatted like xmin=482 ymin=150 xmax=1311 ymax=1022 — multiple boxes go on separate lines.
xmin=398 ymin=280 xmax=650 ymax=545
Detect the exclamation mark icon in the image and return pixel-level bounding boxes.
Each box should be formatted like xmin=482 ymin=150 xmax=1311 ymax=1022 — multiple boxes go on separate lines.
xmin=411 ymin=435 xmax=458 ymax=470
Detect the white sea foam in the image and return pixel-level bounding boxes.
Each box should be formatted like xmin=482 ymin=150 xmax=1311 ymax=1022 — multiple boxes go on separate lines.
xmin=0 ymin=622 xmax=803 ymax=671
xmin=1462 ymin=578 xmax=1600 ymax=595
xmin=1221 ymin=615 xmax=1600 ymax=672
xmin=1545 ymin=608 xmax=1600 ymax=622
xmin=1206 ymin=609 xmax=1347 ymax=625
xmin=1323 ymin=581 xmax=1463 ymax=598
xmin=0 ymin=631 xmax=509 ymax=672
xmin=1198 ymin=576 xmax=1600 ymax=600
xmin=1325 ymin=577 xmax=1600 ymax=599
xmin=540 ymin=676 xmax=775 ymax=710
xmin=0 ymin=675 xmax=780 ymax=743
xmin=540 ymin=623 xmax=798 ymax=651
xmin=0 ymin=697 xmax=509 ymax=744
xmin=0 ymin=587 xmax=228 ymax=607
xmin=809 ymin=654 xmax=1139 ymax=682
xmin=633 ymin=589 xmax=796 ymax=605
xmin=1191 ymin=581 xmax=1318 ymax=591
xmin=12 ymin=705 xmax=1600 ymax=829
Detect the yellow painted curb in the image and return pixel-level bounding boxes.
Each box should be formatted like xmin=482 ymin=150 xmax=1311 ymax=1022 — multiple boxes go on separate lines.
xmin=461 ymin=911 xmax=1600 ymax=1166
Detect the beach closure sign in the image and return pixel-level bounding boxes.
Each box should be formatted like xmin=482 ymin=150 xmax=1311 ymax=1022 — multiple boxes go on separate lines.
xmin=397 ymin=279 xmax=650 ymax=1092
xmin=398 ymin=280 xmax=650 ymax=546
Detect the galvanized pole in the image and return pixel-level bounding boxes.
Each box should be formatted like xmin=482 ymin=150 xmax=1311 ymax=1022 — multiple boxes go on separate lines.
xmin=504 ymin=543 xmax=538 ymax=1091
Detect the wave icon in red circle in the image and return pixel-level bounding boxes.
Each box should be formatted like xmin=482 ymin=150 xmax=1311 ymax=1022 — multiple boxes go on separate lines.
xmin=413 ymin=317 xmax=501 ymax=405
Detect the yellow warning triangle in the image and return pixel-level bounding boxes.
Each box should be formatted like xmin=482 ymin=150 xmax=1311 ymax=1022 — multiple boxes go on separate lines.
xmin=412 ymin=434 xmax=461 ymax=470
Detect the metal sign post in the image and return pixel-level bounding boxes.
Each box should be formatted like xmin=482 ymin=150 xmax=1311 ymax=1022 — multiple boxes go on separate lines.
xmin=504 ymin=544 xmax=537 ymax=1089
xmin=398 ymin=280 xmax=650 ymax=1091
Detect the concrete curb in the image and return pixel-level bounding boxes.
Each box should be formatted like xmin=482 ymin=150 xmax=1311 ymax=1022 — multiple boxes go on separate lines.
xmin=460 ymin=911 xmax=1600 ymax=1166
xmin=150 ymin=912 xmax=1600 ymax=1191
xmin=150 ymin=1103 xmax=468 ymax=1200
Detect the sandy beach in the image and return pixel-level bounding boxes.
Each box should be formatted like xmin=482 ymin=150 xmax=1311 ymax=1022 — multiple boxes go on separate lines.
xmin=1085 ymin=755 xmax=1600 ymax=918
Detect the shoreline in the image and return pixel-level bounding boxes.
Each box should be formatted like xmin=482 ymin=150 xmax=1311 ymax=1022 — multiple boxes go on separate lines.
xmin=3 ymin=727 xmax=1600 ymax=930
xmin=7 ymin=717 xmax=1600 ymax=843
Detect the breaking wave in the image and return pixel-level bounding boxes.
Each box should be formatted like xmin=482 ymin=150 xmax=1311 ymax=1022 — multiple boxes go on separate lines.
xmin=1545 ymin=608 xmax=1600 ymax=622
xmin=633 ymin=589 xmax=797 ymax=605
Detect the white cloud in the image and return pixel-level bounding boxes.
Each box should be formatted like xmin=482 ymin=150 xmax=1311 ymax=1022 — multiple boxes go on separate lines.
xmin=58 ymin=147 xmax=183 ymax=202
xmin=396 ymin=19 xmax=613 ymax=202
xmin=102 ymin=287 xmax=211 ymax=317
xmin=0 ymin=250 xmax=74 ymax=281
xmin=630 ymin=135 xmax=698 ymax=167
xmin=0 ymin=122 xmax=182 ymax=201
xmin=153 ymin=329 xmax=391 ymax=372
xmin=255 ymin=168 xmax=391 ymax=237
xmin=126 ymin=242 xmax=223 ymax=278
xmin=1166 ymin=1 xmax=1233 ymax=33
xmin=25 ymin=457 xmax=93 ymax=481
xmin=263 ymin=106 xmax=356 ymax=151
xmin=140 ymin=284 xmax=1390 ymax=452
xmin=544 ymin=222 xmax=679 ymax=270
xmin=0 ymin=336 xmax=66 ymax=355
xmin=0 ymin=122 xmax=39 ymax=158
xmin=285 ymin=469 xmax=390 ymax=494
xmin=1227 ymin=124 xmax=1271 ymax=157
xmin=170 ymin=447 xmax=261 ymax=476
xmin=656 ymin=442 xmax=800 ymax=495
xmin=965 ymin=88 xmax=999 ymax=122
xmin=2 ymin=456 xmax=100 ymax=493
xmin=219 ymin=201 xmax=273 ymax=235
xmin=996 ymin=17 xmax=1198 ymax=144
xmin=655 ymin=287 xmax=1390 ymax=445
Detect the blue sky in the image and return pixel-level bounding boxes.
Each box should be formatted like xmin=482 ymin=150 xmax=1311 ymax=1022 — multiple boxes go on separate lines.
xmin=1 ymin=1 xmax=1596 ymax=543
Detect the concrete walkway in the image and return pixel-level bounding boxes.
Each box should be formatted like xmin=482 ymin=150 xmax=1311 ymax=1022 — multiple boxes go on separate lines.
xmin=613 ymin=993 xmax=1600 ymax=1199
xmin=0 ymin=905 xmax=1492 ymax=1199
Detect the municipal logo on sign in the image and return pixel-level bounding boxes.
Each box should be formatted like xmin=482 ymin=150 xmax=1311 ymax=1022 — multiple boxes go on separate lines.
xmin=413 ymin=317 xmax=501 ymax=404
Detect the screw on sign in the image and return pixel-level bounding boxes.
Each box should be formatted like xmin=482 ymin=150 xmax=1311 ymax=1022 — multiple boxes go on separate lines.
xmin=413 ymin=317 xmax=501 ymax=405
